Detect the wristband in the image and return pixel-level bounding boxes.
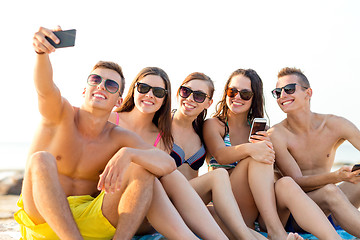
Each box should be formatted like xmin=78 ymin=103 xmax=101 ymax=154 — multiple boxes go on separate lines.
xmin=35 ymin=50 xmax=45 ymax=55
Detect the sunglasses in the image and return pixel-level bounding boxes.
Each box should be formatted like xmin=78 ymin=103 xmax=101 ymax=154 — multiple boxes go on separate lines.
xmin=87 ymin=74 xmax=120 ymax=94
xmin=136 ymin=82 xmax=167 ymax=98
xmin=179 ymin=86 xmax=210 ymax=103
xmin=271 ymin=83 xmax=308 ymax=99
xmin=226 ymin=87 xmax=253 ymax=101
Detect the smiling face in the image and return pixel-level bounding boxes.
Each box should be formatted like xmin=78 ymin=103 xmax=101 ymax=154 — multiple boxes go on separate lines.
xmin=226 ymin=74 xmax=253 ymax=115
xmin=276 ymin=74 xmax=311 ymax=113
xmin=134 ymin=75 xmax=166 ymax=114
xmin=84 ymin=67 xmax=123 ymax=111
xmin=178 ymin=79 xmax=213 ymax=118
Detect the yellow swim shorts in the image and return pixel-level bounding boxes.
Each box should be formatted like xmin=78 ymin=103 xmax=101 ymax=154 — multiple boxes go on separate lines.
xmin=14 ymin=191 xmax=116 ymax=240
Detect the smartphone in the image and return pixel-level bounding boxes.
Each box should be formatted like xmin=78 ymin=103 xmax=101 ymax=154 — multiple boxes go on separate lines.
xmin=45 ymin=29 xmax=76 ymax=48
xmin=248 ymin=118 xmax=267 ymax=141
xmin=351 ymin=164 xmax=360 ymax=172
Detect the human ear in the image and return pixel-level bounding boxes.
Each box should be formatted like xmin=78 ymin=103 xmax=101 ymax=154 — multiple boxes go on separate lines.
xmin=115 ymin=96 xmax=123 ymax=108
xmin=204 ymin=99 xmax=213 ymax=109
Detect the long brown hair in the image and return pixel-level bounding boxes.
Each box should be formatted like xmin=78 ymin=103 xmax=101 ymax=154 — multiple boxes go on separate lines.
xmin=177 ymin=72 xmax=214 ymax=142
xmin=117 ymin=67 xmax=173 ymax=152
xmin=213 ymin=69 xmax=264 ymax=124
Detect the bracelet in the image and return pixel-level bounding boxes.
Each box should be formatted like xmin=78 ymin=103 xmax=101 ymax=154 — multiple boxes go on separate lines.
xmin=35 ymin=50 xmax=45 ymax=55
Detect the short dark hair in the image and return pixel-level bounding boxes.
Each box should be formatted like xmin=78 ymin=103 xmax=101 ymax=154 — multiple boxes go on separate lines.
xmin=278 ymin=67 xmax=310 ymax=88
xmin=92 ymin=61 xmax=125 ymax=96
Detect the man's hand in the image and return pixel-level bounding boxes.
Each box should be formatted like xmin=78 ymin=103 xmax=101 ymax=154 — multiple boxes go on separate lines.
xmin=33 ymin=26 xmax=61 ymax=54
xmin=336 ymin=165 xmax=360 ymax=184
xmin=97 ymin=148 xmax=132 ymax=194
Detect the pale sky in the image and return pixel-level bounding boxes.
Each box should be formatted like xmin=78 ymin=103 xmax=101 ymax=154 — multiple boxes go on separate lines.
xmin=1 ymin=0 xmax=360 ymax=143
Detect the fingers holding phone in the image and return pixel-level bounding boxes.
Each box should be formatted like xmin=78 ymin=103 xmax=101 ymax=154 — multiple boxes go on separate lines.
xmin=33 ymin=26 xmax=61 ymax=54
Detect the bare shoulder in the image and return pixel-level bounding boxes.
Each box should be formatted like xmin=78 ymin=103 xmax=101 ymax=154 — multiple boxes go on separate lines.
xmin=204 ymin=117 xmax=225 ymax=133
xmin=109 ymin=124 xmax=151 ymax=150
xmin=268 ymin=119 xmax=288 ymax=138
xmin=321 ymin=113 xmax=359 ymax=137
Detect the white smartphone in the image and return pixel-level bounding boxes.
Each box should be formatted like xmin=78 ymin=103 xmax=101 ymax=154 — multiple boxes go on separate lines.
xmin=248 ymin=118 xmax=267 ymax=141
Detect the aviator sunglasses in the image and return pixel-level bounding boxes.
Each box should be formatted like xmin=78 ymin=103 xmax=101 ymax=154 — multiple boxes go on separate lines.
xmin=136 ymin=82 xmax=167 ymax=98
xmin=226 ymin=87 xmax=254 ymax=101
xmin=179 ymin=86 xmax=210 ymax=103
xmin=87 ymin=74 xmax=120 ymax=94
xmin=271 ymin=83 xmax=308 ymax=99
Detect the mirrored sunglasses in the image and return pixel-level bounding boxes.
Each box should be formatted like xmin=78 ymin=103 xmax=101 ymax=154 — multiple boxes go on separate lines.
xmin=87 ymin=74 xmax=120 ymax=94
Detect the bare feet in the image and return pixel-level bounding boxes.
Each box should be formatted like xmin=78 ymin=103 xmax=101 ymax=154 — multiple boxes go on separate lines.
xmin=287 ymin=232 xmax=303 ymax=240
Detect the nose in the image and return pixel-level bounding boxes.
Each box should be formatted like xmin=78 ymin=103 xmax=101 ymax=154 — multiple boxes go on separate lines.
xmin=97 ymin=80 xmax=106 ymax=91
xmin=145 ymin=88 xmax=155 ymax=98
xmin=279 ymin=88 xmax=287 ymax=99
xmin=186 ymin=92 xmax=195 ymax=102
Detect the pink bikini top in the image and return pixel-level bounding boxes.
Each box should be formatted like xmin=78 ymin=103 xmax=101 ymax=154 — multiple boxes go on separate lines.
xmin=115 ymin=112 xmax=162 ymax=147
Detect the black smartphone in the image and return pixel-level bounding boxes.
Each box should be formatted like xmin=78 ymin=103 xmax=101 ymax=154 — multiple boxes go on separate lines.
xmin=248 ymin=118 xmax=267 ymax=141
xmin=45 ymin=29 xmax=76 ymax=48
xmin=351 ymin=164 xmax=360 ymax=172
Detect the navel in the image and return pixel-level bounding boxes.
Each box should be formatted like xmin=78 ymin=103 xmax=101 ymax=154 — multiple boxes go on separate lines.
xmin=56 ymin=155 xmax=62 ymax=161
xmin=327 ymin=154 xmax=330 ymax=158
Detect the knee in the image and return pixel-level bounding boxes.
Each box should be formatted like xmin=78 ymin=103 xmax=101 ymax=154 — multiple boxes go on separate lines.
xmin=28 ymin=151 xmax=57 ymax=174
xmin=128 ymin=163 xmax=155 ymax=184
xmin=321 ymin=184 xmax=344 ymax=204
xmin=275 ymin=176 xmax=300 ymax=196
xmin=211 ymin=168 xmax=229 ymax=182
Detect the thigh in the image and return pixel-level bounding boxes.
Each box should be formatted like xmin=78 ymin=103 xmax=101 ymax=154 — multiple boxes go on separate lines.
xmin=229 ymin=158 xmax=258 ymax=222
xmin=338 ymin=181 xmax=360 ymax=208
xmin=22 ymin=151 xmax=58 ymax=224
xmin=102 ymin=162 xmax=153 ymax=225
xmin=189 ymin=169 xmax=227 ymax=204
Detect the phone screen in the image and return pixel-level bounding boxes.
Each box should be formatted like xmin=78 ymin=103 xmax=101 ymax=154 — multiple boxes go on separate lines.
xmin=248 ymin=118 xmax=267 ymax=141
xmin=250 ymin=122 xmax=266 ymax=136
xmin=45 ymin=29 xmax=76 ymax=48
xmin=351 ymin=164 xmax=360 ymax=172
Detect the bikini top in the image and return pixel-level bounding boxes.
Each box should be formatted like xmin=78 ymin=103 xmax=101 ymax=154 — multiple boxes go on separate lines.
xmin=114 ymin=112 xmax=161 ymax=147
xmin=208 ymin=121 xmax=238 ymax=169
xmin=170 ymin=143 xmax=206 ymax=171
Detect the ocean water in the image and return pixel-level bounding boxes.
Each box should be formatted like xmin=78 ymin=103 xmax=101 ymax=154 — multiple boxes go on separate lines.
xmin=0 ymin=141 xmax=359 ymax=172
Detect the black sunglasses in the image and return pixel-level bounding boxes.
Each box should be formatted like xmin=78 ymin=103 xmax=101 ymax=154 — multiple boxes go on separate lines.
xmin=136 ymin=82 xmax=167 ymax=98
xmin=271 ymin=83 xmax=308 ymax=99
xmin=179 ymin=86 xmax=210 ymax=103
xmin=87 ymin=74 xmax=120 ymax=94
xmin=226 ymin=87 xmax=253 ymax=101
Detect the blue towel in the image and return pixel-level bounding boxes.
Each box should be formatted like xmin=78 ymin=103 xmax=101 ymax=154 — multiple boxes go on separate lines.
xmin=132 ymin=230 xmax=357 ymax=240
xmin=259 ymin=230 xmax=357 ymax=239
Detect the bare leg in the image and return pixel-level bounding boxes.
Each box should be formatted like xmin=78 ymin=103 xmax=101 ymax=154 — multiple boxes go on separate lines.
xmin=160 ymin=170 xmax=227 ymax=240
xmin=145 ymin=178 xmax=198 ymax=240
xmin=275 ymin=177 xmax=341 ymax=240
xmin=190 ymin=168 xmax=266 ymax=240
xmin=22 ymin=151 xmax=83 ymax=240
xmin=231 ymin=158 xmax=288 ymax=240
xmin=308 ymin=183 xmax=360 ymax=238
xmin=102 ymin=163 xmax=155 ymax=240
xmin=339 ymin=181 xmax=360 ymax=208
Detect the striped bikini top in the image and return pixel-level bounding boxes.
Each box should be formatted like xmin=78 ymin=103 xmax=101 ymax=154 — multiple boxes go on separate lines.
xmin=170 ymin=143 xmax=206 ymax=171
xmin=208 ymin=121 xmax=238 ymax=169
